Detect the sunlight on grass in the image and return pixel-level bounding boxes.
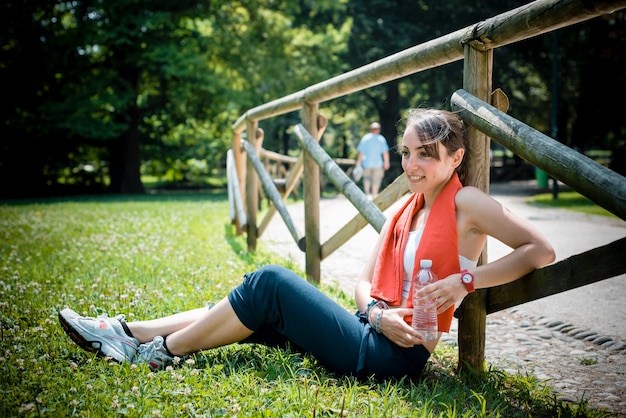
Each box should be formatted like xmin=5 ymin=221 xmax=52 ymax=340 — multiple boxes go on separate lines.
xmin=528 ymin=191 xmax=616 ymax=217
xmin=0 ymin=193 xmax=611 ymax=417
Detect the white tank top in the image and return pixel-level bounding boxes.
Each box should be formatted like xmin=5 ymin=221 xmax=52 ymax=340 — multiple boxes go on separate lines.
xmin=402 ymin=227 xmax=478 ymax=299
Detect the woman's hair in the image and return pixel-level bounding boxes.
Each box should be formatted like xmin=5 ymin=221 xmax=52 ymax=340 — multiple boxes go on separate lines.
xmin=400 ymin=108 xmax=468 ymax=184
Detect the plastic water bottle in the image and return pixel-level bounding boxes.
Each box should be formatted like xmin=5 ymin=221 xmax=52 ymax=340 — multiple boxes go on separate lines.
xmin=412 ymin=259 xmax=439 ymax=340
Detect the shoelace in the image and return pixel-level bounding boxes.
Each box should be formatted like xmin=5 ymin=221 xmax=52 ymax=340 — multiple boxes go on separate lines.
xmin=96 ymin=313 xmax=127 ymax=322
xmin=136 ymin=336 xmax=165 ymax=362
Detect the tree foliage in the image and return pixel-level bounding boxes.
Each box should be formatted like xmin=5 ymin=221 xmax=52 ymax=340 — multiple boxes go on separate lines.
xmin=1 ymin=0 xmax=624 ymax=198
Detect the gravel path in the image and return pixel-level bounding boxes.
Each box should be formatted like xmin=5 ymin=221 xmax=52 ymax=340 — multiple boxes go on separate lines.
xmin=263 ymin=180 xmax=626 ymax=416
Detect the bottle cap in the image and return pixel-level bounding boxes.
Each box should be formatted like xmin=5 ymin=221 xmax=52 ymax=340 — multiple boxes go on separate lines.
xmin=420 ymin=259 xmax=432 ymax=268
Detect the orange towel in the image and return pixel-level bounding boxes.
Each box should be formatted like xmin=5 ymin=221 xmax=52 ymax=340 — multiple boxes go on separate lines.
xmin=370 ymin=173 xmax=462 ymax=332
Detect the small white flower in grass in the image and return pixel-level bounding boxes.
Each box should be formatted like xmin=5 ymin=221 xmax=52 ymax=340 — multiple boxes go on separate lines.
xmin=185 ymin=358 xmax=195 ymax=366
xmin=173 ymin=356 xmax=181 ymax=365
xmin=131 ymin=386 xmax=139 ymax=394
xmin=70 ymin=399 xmax=78 ymax=407
xmin=70 ymin=387 xmax=77 ymax=393
xmin=19 ymin=403 xmax=35 ymax=413
xmin=151 ymin=410 xmax=162 ymax=417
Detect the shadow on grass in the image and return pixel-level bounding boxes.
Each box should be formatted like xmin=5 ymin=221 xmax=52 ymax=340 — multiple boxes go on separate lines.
xmin=1 ymin=189 xmax=229 ymax=205
xmin=180 ymin=343 xmax=600 ymax=417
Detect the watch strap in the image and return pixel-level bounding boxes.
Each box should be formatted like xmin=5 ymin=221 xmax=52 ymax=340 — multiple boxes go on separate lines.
xmin=460 ymin=269 xmax=475 ymax=293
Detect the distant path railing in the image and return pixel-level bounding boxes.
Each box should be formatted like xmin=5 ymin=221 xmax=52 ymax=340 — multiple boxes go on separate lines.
xmin=228 ymin=0 xmax=626 ymax=372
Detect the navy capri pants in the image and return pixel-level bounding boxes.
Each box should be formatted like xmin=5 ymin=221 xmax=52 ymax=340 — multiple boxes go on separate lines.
xmin=227 ymin=264 xmax=430 ymax=379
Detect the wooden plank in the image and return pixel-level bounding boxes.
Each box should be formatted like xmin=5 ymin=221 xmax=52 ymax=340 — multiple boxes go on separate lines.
xmin=245 ymin=121 xmax=259 ymax=250
xmin=294 ymin=124 xmax=387 ymax=232
xmin=233 ymin=0 xmax=626 ymax=132
xmin=302 ymin=108 xmax=323 ymax=284
xmin=321 ymin=174 xmax=410 ymax=260
xmin=226 ymin=149 xmax=246 ymax=232
xmin=259 ymin=148 xmax=298 ymax=164
xmin=242 ymin=140 xmax=304 ymax=250
xmin=456 ymin=45 xmax=493 ymax=374
xmin=485 ymin=237 xmax=626 ymax=314
xmin=231 ymin=131 xmax=246 ymax=233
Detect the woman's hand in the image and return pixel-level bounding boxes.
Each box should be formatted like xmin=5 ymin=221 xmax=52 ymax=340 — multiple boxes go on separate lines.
xmin=379 ymin=308 xmax=424 ymax=348
xmin=415 ymin=275 xmax=467 ymax=314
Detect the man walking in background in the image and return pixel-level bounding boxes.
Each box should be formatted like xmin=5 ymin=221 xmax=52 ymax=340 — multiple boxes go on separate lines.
xmin=356 ymin=122 xmax=390 ymax=198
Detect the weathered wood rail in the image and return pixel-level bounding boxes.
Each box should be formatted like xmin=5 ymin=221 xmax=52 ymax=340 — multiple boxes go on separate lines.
xmin=228 ymin=0 xmax=626 ymax=372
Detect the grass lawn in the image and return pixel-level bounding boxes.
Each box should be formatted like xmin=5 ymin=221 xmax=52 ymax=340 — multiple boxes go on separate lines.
xmin=528 ymin=191 xmax=617 ymax=218
xmin=0 ymin=192 xmax=611 ymax=417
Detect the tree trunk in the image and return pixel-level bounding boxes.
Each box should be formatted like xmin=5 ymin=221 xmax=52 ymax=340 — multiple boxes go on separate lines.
xmin=108 ymin=115 xmax=144 ymax=194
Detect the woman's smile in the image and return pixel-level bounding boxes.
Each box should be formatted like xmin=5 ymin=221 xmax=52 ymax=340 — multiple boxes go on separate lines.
xmin=406 ymin=174 xmax=425 ymax=183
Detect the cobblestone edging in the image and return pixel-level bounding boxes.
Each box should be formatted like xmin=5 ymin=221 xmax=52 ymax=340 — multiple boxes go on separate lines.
xmin=443 ymin=308 xmax=626 ymax=416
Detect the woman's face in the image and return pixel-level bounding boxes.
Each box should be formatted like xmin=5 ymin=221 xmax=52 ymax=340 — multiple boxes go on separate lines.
xmin=400 ymin=127 xmax=463 ymax=195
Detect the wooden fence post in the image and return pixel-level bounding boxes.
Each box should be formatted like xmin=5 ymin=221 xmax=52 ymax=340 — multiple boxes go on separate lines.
xmin=457 ymin=43 xmax=493 ymax=374
xmin=231 ymin=131 xmax=246 ymax=234
xmin=245 ymin=120 xmax=261 ymax=251
xmin=302 ymin=103 xmax=322 ymax=284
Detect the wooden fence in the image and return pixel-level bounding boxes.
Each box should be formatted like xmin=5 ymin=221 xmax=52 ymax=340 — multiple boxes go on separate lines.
xmin=228 ymin=0 xmax=626 ymax=372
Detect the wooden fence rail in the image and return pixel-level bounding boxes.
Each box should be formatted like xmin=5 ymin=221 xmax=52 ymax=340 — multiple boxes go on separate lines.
xmin=229 ymin=0 xmax=626 ymax=372
xmin=452 ymin=89 xmax=626 ymax=221
xmin=450 ymin=89 xmax=626 ymax=369
xmin=232 ymin=0 xmax=626 ymax=135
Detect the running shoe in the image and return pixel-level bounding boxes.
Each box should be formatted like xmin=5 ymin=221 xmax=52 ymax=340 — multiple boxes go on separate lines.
xmin=134 ymin=336 xmax=174 ymax=371
xmin=58 ymin=308 xmax=139 ymax=363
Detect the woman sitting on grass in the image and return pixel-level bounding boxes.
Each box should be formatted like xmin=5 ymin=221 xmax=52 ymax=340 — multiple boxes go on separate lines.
xmin=59 ymin=108 xmax=555 ymax=379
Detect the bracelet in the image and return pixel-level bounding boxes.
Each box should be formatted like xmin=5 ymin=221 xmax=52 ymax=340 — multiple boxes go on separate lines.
xmin=365 ymin=299 xmax=389 ymax=317
xmin=365 ymin=299 xmax=388 ymax=333
xmin=374 ymin=309 xmax=384 ymax=333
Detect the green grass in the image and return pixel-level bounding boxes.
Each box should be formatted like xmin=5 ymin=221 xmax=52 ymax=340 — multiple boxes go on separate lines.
xmin=0 ymin=193 xmax=612 ymax=417
xmin=528 ymin=191 xmax=617 ymax=217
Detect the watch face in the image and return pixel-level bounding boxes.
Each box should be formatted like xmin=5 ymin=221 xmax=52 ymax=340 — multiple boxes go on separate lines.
xmin=462 ymin=274 xmax=472 ymax=284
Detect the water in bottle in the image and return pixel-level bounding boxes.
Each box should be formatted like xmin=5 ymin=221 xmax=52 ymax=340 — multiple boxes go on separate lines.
xmin=412 ymin=259 xmax=439 ymax=340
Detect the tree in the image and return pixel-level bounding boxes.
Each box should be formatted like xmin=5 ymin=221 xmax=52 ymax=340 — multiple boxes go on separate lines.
xmin=0 ymin=0 xmax=351 ymax=197
xmin=339 ymin=0 xmax=533 ymax=185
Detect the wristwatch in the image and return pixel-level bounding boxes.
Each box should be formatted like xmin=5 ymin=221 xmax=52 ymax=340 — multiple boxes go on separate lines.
xmin=460 ymin=270 xmax=475 ymax=293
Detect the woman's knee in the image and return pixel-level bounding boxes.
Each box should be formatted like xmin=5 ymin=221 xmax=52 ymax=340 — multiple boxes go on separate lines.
xmin=246 ymin=264 xmax=300 ymax=287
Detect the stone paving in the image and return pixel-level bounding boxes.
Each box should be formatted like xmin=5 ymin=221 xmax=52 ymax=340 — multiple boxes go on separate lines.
xmin=444 ymin=308 xmax=626 ymax=416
